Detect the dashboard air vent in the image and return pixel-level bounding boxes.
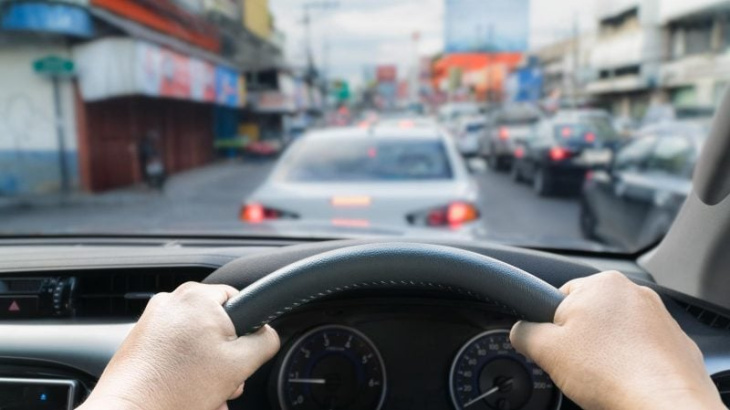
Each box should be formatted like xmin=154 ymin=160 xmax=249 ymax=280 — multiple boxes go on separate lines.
xmin=75 ymin=267 xmax=212 ymax=318
xmin=675 ymin=301 xmax=730 ymax=330
xmin=712 ymin=371 xmax=730 ymax=407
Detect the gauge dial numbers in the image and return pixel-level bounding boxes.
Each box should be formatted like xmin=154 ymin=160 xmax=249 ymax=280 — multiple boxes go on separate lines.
xmin=449 ymin=329 xmax=562 ymax=410
xmin=277 ymin=325 xmax=386 ymax=410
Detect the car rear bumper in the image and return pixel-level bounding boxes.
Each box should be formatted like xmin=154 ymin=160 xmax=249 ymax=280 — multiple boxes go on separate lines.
xmin=547 ymin=163 xmax=588 ymax=186
xmin=492 ymin=140 xmax=515 ymax=157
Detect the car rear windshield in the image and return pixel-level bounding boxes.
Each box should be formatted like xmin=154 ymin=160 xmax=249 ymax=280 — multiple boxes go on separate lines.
xmin=553 ymin=117 xmax=619 ymax=144
xmin=466 ymin=123 xmax=485 ymax=132
xmin=498 ymin=106 xmax=541 ymax=125
xmin=277 ymin=138 xmax=454 ymax=182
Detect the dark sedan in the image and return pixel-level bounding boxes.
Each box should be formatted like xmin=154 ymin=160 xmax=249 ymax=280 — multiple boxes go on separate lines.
xmin=580 ymin=122 xmax=707 ymax=250
xmin=479 ymin=103 xmax=542 ymax=171
xmin=511 ymin=110 xmax=621 ymax=196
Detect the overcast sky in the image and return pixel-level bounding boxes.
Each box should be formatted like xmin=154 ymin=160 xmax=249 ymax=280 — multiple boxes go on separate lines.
xmin=269 ymin=0 xmax=597 ymax=87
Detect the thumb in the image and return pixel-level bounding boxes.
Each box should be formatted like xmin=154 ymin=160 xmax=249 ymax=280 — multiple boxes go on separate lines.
xmin=229 ymin=325 xmax=281 ymax=379
xmin=510 ymin=320 xmax=561 ymax=373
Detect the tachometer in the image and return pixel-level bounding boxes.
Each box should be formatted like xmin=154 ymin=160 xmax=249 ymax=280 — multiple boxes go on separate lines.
xmin=449 ymin=329 xmax=562 ymax=410
xmin=277 ymin=325 xmax=386 ymax=410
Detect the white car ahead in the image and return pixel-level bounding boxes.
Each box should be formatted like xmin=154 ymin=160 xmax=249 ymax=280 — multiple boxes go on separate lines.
xmin=240 ymin=125 xmax=482 ymax=236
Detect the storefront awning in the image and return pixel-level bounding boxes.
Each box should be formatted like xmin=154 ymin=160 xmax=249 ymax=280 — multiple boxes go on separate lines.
xmin=89 ymin=6 xmax=232 ymax=68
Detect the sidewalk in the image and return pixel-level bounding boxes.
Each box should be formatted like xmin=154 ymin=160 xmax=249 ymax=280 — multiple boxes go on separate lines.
xmin=0 ymin=160 xmax=259 ymax=213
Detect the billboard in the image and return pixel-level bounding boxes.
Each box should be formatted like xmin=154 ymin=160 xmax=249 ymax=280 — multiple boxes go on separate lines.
xmin=444 ymin=0 xmax=529 ymax=53
xmin=376 ymin=65 xmax=397 ymax=83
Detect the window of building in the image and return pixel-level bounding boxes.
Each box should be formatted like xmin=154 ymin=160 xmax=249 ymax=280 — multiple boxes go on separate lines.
xmin=684 ymin=20 xmax=713 ymax=56
xmin=672 ymin=27 xmax=685 ymax=58
xmin=715 ymin=82 xmax=728 ymax=107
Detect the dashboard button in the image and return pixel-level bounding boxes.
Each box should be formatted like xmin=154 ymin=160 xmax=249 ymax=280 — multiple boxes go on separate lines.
xmin=0 ymin=296 xmax=39 ymax=318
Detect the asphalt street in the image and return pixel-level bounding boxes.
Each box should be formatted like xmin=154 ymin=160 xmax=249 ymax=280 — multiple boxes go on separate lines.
xmin=0 ymin=157 xmax=594 ymax=249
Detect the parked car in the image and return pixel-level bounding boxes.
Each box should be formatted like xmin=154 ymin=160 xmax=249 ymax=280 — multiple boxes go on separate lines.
xmin=480 ymin=103 xmax=542 ymax=171
xmin=240 ymin=125 xmax=481 ymax=235
xmin=454 ymin=115 xmax=487 ymax=157
xmin=511 ymin=109 xmax=621 ymax=196
xmin=580 ymin=122 xmax=707 ymax=250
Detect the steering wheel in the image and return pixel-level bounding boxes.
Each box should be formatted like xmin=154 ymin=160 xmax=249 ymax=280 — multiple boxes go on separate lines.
xmin=223 ymin=243 xmax=564 ymax=335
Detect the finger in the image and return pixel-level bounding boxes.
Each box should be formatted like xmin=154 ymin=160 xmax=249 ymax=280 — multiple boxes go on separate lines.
xmin=558 ymin=277 xmax=587 ymax=295
xmin=510 ymin=320 xmax=560 ymax=369
xmin=228 ymin=383 xmax=245 ymax=400
xmin=175 ymin=282 xmax=240 ymax=305
xmin=230 ymin=325 xmax=281 ymax=378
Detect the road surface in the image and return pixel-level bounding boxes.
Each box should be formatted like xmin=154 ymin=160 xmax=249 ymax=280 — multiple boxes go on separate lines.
xmin=0 ymin=158 xmax=595 ymax=250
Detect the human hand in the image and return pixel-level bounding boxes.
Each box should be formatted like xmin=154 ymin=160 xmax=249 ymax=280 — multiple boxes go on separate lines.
xmin=77 ymin=282 xmax=280 ymax=410
xmin=510 ymin=271 xmax=725 ymax=410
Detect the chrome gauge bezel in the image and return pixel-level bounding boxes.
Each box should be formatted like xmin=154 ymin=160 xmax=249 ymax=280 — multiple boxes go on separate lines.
xmin=448 ymin=329 xmax=563 ymax=410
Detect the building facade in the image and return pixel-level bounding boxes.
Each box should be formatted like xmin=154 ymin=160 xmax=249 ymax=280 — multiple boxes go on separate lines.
xmin=659 ymin=0 xmax=730 ymax=109
xmin=0 ymin=0 xmax=285 ymax=194
xmin=585 ymin=0 xmax=663 ymax=119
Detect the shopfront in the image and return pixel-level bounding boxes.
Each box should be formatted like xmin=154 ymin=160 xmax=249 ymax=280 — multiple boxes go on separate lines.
xmin=73 ymin=38 xmax=244 ymax=191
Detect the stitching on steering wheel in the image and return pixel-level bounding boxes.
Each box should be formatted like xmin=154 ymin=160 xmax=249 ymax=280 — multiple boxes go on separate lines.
xmin=247 ymin=280 xmax=519 ymax=332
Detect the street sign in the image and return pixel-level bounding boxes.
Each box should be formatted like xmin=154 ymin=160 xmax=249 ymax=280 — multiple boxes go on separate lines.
xmin=32 ymin=55 xmax=74 ymax=77
xmin=32 ymin=55 xmax=75 ymax=192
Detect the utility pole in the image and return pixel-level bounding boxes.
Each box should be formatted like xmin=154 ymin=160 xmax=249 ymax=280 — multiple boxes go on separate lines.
xmin=487 ymin=24 xmax=494 ymax=103
xmin=571 ymin=13 xmax=579 ymax=109
xmin=301 ymin=1 xmax=338 ymax=109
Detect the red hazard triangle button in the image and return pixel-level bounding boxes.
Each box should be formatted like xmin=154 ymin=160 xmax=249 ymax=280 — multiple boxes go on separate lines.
xmin=8 ymin=300 xmax=20 ymax=312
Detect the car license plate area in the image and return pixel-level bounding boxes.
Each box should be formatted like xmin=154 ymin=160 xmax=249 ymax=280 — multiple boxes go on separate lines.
xmin=577 ymin=149 xmax=612 ymax=166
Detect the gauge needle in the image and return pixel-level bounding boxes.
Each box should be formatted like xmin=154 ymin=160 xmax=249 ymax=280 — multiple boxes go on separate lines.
xmin=463 ymin=379 xmax=513 ymax=408
xmin=288 ymin=378 xmax=327 ymax=385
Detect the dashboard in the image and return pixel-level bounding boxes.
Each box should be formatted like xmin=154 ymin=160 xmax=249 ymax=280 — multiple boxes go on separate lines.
xmin=0 ymin=237 xmax=729 ymax=410
xmin=236 ymin=296 xmax=573 ymax=410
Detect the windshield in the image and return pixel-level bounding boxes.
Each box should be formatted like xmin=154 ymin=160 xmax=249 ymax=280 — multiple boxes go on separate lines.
xmin=554 ymin=117 xmax=620 ymax=144
xmin=0 ymin=0 xmax=716 ymax=253
xmin=275 ymin=137 xmax=453 ymax=182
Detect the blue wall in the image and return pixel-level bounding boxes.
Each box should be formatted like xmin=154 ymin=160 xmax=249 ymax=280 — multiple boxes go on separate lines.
xmin=0 ymin=150 xmax=79 ymax=195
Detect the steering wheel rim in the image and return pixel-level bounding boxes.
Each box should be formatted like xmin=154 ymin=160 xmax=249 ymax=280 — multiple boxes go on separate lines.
xmin=223 ymin=242 xmax=565 ymax=336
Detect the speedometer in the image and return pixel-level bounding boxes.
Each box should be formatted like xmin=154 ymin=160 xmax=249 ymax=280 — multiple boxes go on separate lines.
xmin=277 ymin=325 xmax=386 ymax=410
xmin=449 ymin=329 xmax=562 ymax=410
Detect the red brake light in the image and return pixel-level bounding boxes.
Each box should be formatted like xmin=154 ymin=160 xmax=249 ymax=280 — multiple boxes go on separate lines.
xmin=514 ymin=147 xmax=525 ymax=159
xmin=498 ymin=127 xmax=509 ymax=140
xmin=241 ymin=203 xmax=264 ymax=223
xmin=240 ymin=203 xmax=291 ymax=223
xmin=399 ymin=120 xmax=414 ymax=128
xmin=585 ymin=170 xmax=594 ymax=181
xmin=447 ymin=202 xmax=478 ymax=225
xmin=585 ymin=132 xmax=596 ymax=143
xmin=561 ymin=127 xmax=572 ymax=138
xmin=367 ymin=147 xmax=377 ymax=158
xmin=410 ymin=202 xmax=480 ymax=227
xmin=549 ymin=147 xmax=568 ymax=161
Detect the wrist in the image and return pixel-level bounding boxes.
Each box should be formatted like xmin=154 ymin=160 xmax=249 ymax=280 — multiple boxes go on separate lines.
xmin=617 ymin=383 xmax=725 ymax=410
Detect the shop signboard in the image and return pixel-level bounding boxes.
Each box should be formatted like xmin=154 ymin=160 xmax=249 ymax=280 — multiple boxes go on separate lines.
xmin=376 ymin=65 xmax=397 ymax=83
xmin=190 ymin=59 xmax=216 ymax=102
xmin=215 ymin=66 xmax=242 ymax=107
xmin=76 ymin=38 xmax=240 ymax=106
xmin=1 ymin=2 xmax=94 ymax=37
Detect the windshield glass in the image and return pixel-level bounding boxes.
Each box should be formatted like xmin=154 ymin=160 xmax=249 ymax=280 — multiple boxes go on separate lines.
xmin=0 ymin=0 xmax=716 ymax=253
xmin=276 ymin=138 xmax=453 ymax=182
xmin=554 ymin=117 xmax=620 ymax=144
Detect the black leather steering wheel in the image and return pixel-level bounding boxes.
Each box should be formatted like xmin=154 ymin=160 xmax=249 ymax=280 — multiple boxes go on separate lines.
xmin=223 ymin=243 xmax=565 ymax=336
